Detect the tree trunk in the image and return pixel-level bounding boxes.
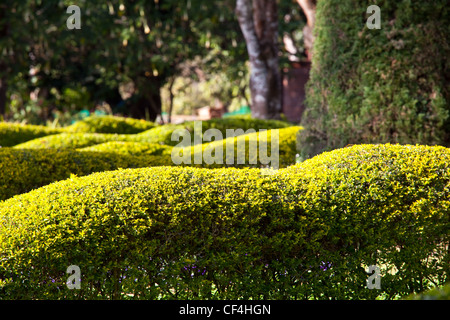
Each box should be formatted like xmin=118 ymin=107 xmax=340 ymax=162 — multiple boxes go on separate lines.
xmin=127 ymin=76 xmax=162 ymax=122
xmin=167 ymin=76 xmax=175 ymax=124
xmin=236 ymin=0 xmax=282 ymax=120
xmin=296 ymin=0 xmax=316 ymax=61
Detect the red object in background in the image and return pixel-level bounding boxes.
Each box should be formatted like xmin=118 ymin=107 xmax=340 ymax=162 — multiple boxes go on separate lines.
xmin=282 ymin=61 xmax=311 ymax=123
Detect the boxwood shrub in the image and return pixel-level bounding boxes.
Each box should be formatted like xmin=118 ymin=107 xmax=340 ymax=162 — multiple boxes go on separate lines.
xmin=173 ymin=126 xmax=302 ymax=169
xmin=12 ymin=133 xmax=132 ymax=149
xmin=0 ymin=123 xmax=63 ymax=147
xmin=79 ymin=141 xmax=173 ymax=156
xmin=11 ymin=118 xmax=296 ymax=149
xmin=64 ymin=116 xmax=156 ymax=134
xmin=1 ymin=128 xmax=298 ymax=200
xmin=0 ymin=144 xmax=448 ymax=299
xmin=135 ymin=118 xmax=294 ymax=146
xmin=0 ymin=148 xmax=172 ymax=201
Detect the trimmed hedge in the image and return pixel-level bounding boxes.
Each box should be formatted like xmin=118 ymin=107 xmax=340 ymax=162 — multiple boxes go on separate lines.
xmin=0 ymin=148 xmax=172 ymax=201
xmin=136 ymin=118 xmax=294 ymax=146
xmin=12 ymin=133 xmax=131 ymax=149
xmin=0 ymin=144 xmax=448 ymax=299
xmin=64 ymin=116 xmax=156 ymax=134
xmin=299 ymin=0 xmax=450 ymax=159
xmin=79 ymin=141 xmax=172 ymax=156
xmin=10 ymin=118 xmax=295 ymax=149
xmin=134 ymin=124 xmax=185 ymax=146
xmin=0 ymin=123 xmax=63 ymax=147
xmin=173 ymin=126 xmax=302 ymax=169
xmin=2 ymin=128 xmax=299 ymax=200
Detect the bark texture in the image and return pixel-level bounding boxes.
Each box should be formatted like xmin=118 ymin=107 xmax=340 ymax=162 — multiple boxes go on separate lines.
xmin=236 ymin=0 xmax=282 ymax=119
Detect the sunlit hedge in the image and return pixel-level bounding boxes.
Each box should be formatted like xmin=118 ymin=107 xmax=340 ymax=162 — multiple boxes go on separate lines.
xmin=12 ymin=133 xmax=131 ymax=149
xmin=79 ymin=141 xmax=172 ymax=156
xmin=64 ymin=116 xmax=156 ymax=134
xmin=1 ymin=144 xmax=448 ymax=299
xmin=0 ymin=148 xmax=172 ymax=201
xmin=12 ymin=118 xmax=295 ymax=149
xmin=135 ymin=118 xmax=294 ymax=146
xmin=1 ymin=128 xmax=299 ymax=200
xmin=173 ymin=126 xmax=301 ymax=169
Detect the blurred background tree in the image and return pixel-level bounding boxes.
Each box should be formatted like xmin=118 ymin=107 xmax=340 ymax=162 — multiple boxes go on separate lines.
xmin=0 ymin=0 xmax=306 ymax=125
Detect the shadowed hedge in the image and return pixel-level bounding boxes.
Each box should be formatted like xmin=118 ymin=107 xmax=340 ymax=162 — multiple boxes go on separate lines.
xmin=0 ymin=144 xmax=448 ymax=299
xmin=0 ymin=148 xmax=172 ymax=201
xmin=12 ymin=118 xmax=295 ymax=149
xmin=0 ymin=127 xmax=300 ymax=201
xmin=13 ymin=133 xmax=132 ymax=150
xmin=0 ymin=123 xmax=63 ymax=147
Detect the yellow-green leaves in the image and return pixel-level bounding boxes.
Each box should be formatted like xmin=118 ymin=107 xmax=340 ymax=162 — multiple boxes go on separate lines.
xmin=0 ymin=144 xmax=448 ymax=299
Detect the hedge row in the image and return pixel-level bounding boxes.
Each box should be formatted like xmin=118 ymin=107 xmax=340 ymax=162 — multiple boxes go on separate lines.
xmin=0 ymin=116 xmax=155 ymax=148
xmin=79 ymin=141 xmax=172 ymax=157
xmin=0 ymin=127 xmax=301 ymax=201
xmin=4 ymin=117 xmax=294 ymax=148
xmin=0 ymin=144 xmax=448 ymax=299
xmin=65 ymin=116 xmax=156 ymax=134
xmin=0 ymin=148 xmax=172 ymax=201
xmin=174 ymin=126 xmax=301 ymax=169
xmin=135 ymin=118 xmax=294 ymax=146
xmin=0 ymin=123 xmax=63 ymax=147
xmin=405 ymin=283 xmax=450 ymax=300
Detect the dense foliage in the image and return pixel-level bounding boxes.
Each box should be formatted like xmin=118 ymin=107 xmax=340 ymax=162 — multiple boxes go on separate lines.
xmin=0 ymin=116 xmax=301 ymax=201
xmin=299 ymin=0 xmax=450 ymax=158
xmin=0 ymin=123 xmax=63 ymax=147
xmin=0 ymin=144 xmax=448 ymax=299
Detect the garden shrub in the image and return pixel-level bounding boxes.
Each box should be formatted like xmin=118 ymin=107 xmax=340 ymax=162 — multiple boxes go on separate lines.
xmin=64 ymin=115 xmax=156 ymax=134
xmin=299 ymin=0 xmax=450 ymax=159
xmin=0 ymin=148 xmax=172 ymax=201
xmin=79 ymin=141 xmax=172 ymax=156
xmin=134 ymin=124 xmax=185 ymax=146
xmin=12 ymin=118 xmax=295 ymax=149
xmin=12 ymin=133 xmax=131 ymax=149
xmin=0 ymin=123 xmax=63 ymax=147
xmin=0 ymin=144 xmax=448 ymax=299
xmin=135 ymin=118 xmax=294 ymax=146
xmin=2 ymin=128 xmax=299 ymax=200
xmin=173 ymin=126 xmax=302 ymax=169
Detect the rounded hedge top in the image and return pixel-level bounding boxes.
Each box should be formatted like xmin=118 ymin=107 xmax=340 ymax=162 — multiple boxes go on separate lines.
xmin=78 ymin=141 xmax=172 ymax=156
xmin=64 ymin=116 xmax=156 ymax=134
xmin=12 ymin=133 xmax=131 ymax=149
xmin=0 ymin=123 xmax=63 ymax=147
xmin=1 ymin=143 xmax=448 ymax=299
